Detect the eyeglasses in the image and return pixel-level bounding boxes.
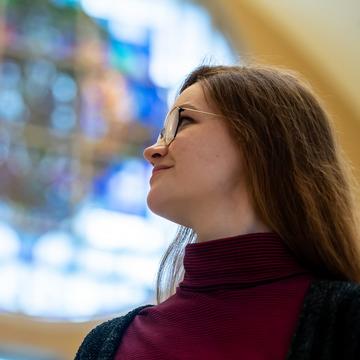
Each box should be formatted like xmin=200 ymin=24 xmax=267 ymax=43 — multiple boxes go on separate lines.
xmin=156 ymin=106 xmax=220 ymax=146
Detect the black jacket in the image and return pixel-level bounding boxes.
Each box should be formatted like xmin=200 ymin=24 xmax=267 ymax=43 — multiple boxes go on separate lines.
xmin=75 ymin=280 xmax=360 ymax=359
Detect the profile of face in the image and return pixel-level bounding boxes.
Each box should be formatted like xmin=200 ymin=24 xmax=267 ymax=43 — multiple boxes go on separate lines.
xmin=143 ymin=82 xmax=248 ymax=228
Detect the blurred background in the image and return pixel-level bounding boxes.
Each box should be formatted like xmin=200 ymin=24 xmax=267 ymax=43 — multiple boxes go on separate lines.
xmin=0 ymin=0 xmax=358 ymax=359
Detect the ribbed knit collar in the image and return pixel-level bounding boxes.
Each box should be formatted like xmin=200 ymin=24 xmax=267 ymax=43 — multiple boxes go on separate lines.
xmin=179 ymin=232 xmax=309 ymax=291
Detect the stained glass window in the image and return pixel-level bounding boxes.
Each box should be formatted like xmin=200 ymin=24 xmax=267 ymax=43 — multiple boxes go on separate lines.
xmin=0 ymin=0 xmax=236 ymax=320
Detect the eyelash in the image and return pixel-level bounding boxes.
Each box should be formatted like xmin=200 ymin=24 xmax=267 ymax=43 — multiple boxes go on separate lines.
xmin=178 ymin=115 xmax=194 ymax=126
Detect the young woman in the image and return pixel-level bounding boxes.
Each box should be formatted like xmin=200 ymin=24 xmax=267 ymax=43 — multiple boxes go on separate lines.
xmin=75 ymin=65 xmax=360 ymax=359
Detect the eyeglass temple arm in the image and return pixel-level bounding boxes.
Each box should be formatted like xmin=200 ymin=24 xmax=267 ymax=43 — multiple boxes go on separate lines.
xmin=178 ymin=107 xmax=220 ymax=117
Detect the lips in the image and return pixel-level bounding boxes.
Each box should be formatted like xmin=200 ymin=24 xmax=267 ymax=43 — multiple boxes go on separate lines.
xmin=152 ymin=165 xmax=172 ymax=175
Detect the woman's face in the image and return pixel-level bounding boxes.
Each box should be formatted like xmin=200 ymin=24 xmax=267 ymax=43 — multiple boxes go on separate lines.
xmin=143 ymin=82 xmax=247 ymax=226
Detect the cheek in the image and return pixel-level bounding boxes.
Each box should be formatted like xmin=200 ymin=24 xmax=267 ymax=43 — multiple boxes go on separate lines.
xmin=183 ymin=141 xmax=241 ymax=188
xmin=200 ymin=144 xmax=244 ymax=190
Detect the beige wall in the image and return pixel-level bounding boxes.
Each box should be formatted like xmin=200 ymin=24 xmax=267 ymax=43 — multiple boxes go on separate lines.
xmin=0 ymin=313 xmax=102 ymax=359
xmin=202 ymin=0 xmax=360 ymax=178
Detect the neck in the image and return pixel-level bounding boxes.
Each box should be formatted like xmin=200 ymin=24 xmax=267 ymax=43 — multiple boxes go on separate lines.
xmin=189 ymin=192 xmax=272 ymax=243
xmin=194 ymin=214 xmax=271 ymax=243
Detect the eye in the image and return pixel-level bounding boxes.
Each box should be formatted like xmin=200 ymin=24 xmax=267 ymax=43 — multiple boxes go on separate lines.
xmin=177 ymin=115 xmax=194 ymax=130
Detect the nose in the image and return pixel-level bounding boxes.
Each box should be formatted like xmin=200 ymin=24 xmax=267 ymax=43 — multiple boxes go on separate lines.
xmin=143 ymin=142 xmax=169 ymax=164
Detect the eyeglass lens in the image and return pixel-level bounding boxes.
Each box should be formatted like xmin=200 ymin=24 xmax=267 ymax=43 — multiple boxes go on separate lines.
xmin=157 ymin=107 xmax=180 ymax=145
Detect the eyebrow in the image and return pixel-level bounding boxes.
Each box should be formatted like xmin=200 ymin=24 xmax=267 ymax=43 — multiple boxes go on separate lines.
xmin=175 ymin=103 xmax=199 ymax=111
xmin=171 ymin=104 xmax=220 ymax=117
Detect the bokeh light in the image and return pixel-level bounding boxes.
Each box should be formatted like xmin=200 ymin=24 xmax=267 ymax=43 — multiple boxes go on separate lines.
xmin=0 ymin=0 xmax=236 ymax=321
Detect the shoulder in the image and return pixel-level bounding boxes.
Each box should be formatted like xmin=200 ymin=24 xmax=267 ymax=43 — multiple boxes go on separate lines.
xmin=288 ymin=280 xmax=360 ymax=359
xmin=311 ymin=280 xmax=360 ymax=330
xmin=305 ymin=279 xmax=360 ymax=306
xmin=74 ymin=304 xmax=153 ymax=360
xmin=300 ymin=279 xmax=360 ymax=322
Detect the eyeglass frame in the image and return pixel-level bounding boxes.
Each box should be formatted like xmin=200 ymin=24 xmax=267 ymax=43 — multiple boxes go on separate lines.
xmin=156 ymin=106 xmax=221 ymax=146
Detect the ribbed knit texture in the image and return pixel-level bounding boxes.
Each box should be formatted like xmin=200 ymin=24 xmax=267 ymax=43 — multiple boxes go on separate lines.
xmin=181 ymin=232 xmax=309 ymax=290
xmin=115 ymin=232 xmax=313 ymax=360
xmin=75 ymin=280 xmax=360 ymax=360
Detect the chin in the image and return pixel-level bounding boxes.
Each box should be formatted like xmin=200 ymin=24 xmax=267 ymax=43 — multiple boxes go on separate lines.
xmin=146 ymin=194 xmax=190 ymax=226
xmin=147 ymin=193 xmax=170 ymax=217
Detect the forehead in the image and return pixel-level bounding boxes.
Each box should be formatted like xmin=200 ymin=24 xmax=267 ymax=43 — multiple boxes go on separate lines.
xmin=174 ymin=83 xmax=217 ymax=112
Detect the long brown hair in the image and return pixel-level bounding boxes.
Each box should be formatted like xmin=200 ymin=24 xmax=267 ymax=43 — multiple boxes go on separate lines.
xmin=155 ymin=65 xmax=360 ymax=303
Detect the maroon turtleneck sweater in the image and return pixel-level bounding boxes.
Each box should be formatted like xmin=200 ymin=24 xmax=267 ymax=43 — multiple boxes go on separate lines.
xmin=116 ymin=232 xmax=313 ymax=359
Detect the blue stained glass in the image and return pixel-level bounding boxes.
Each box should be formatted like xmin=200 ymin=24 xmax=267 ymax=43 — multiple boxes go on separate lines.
xmin=34 ymin=231 xmax=75 ymax=269
xmin=51 ymin=0 xmax=79 ymax=8
xmin=51 ymin=105 xmax=77 ymax=132
xmin=0 ymin=61 xmax=22 ymax=88
xmin=0 ymin=222 xmax=20 ymax=261
xmin=109 ymin=37 xmax=150 ymax=80
xmin=25 ymin=59 xmax=56 ymax=84
xmin=0 ymin=129 xmax=10 ymax=163
xmin=0 ymin=0 xmax=236 ymax=321
xmin=93 ymin=159 xmax=149 ymax=217
xmin=129 ymin=79 xmax=168 ymax=128
xmin=52 ymin=73 xmax=78 ymax=103
xmin=0 ymin=89 xmax=26 ymax=122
